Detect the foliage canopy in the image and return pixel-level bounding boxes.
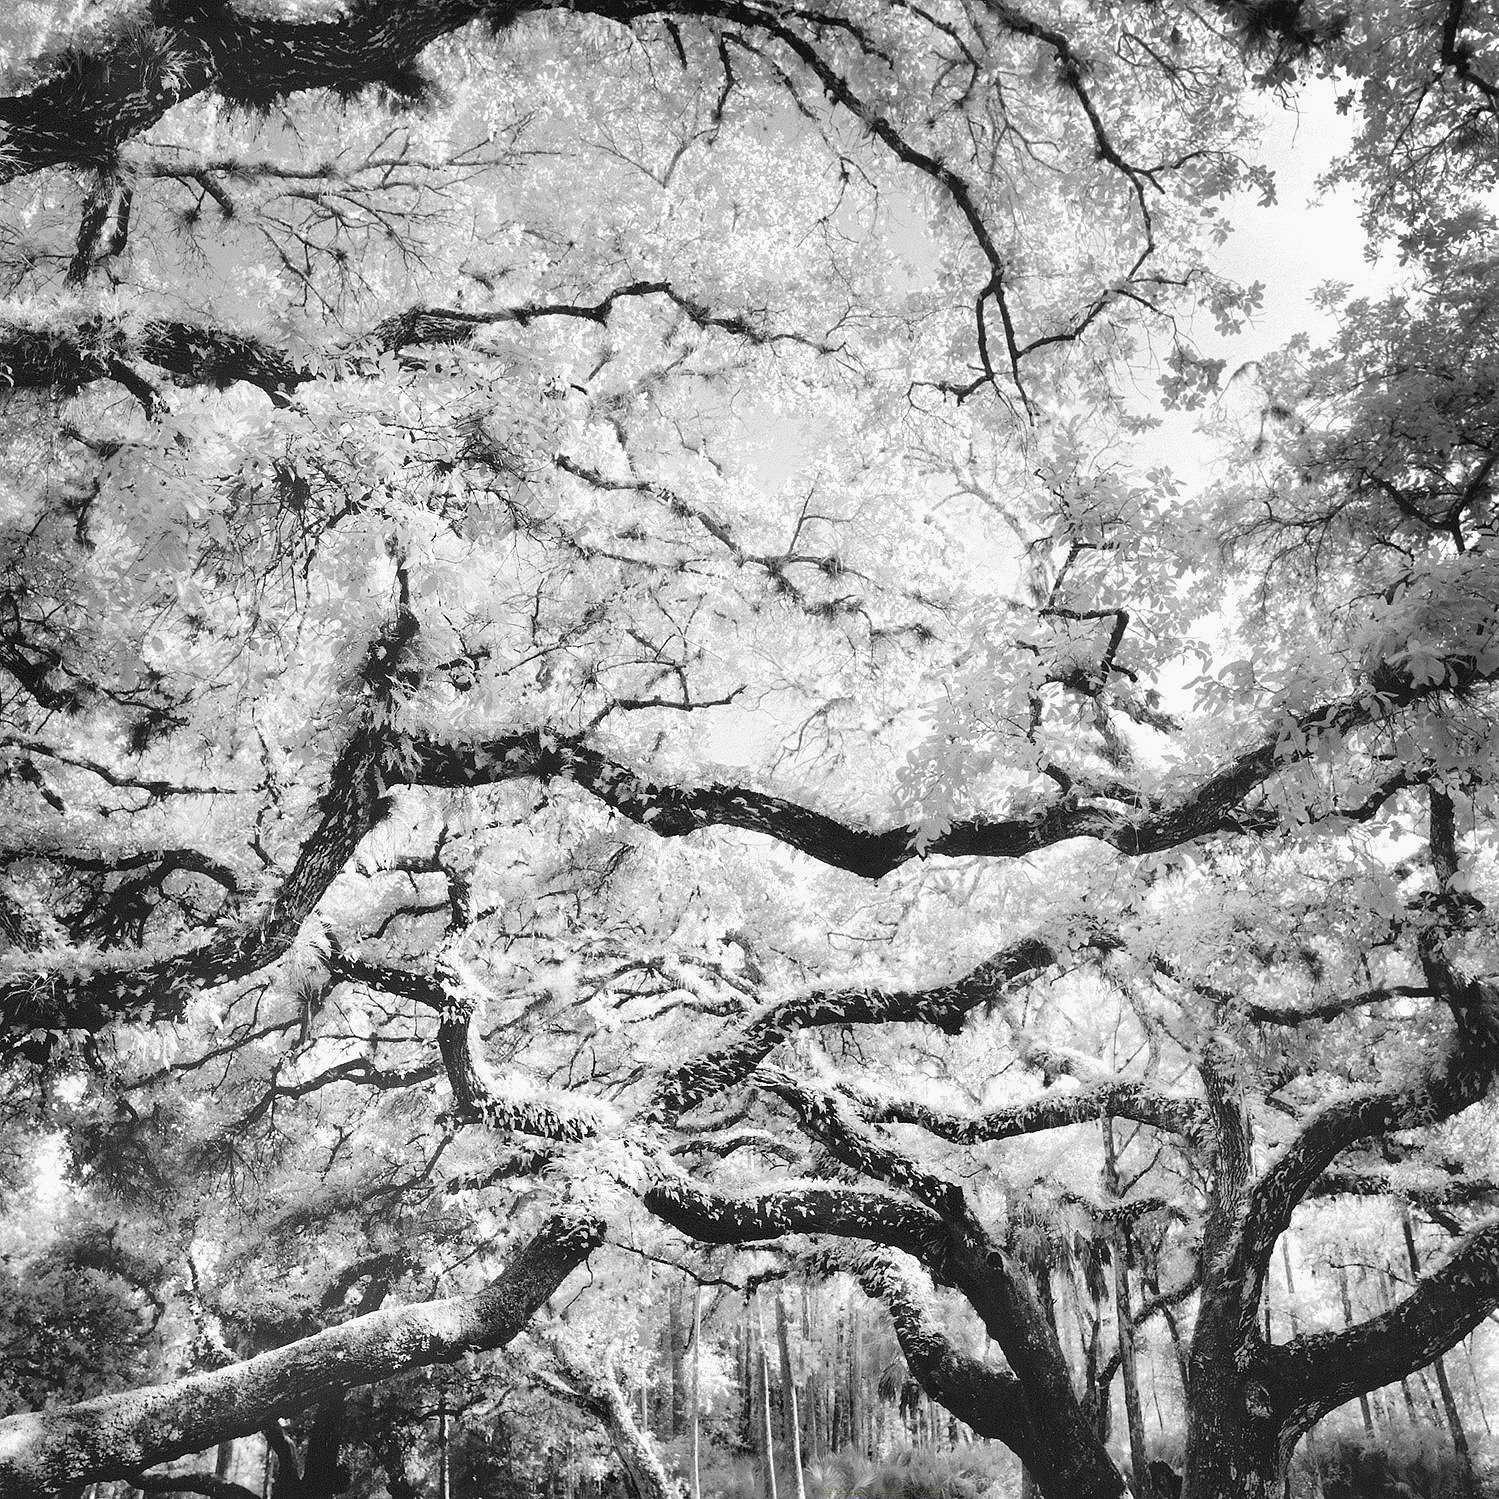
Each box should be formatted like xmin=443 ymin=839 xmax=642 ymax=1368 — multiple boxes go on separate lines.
xmin=1 ymin=4 xmax=1499 ymax=1499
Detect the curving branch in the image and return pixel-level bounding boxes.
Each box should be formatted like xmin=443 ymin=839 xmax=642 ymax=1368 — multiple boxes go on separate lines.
xmin=840 ymin=1248 xmax=1028 ymax=1446
xmin=411 ymin=661 xmax=1499 ymax=878
xmin=758 ymin=1068 xmax=964 ymax=1215
xmin=1308 ymin=1167 xmax=1499 ymax=1211
xmin=0 ymin=843 xmax=242 ymax=895
xmin=646 ymin=933 xmax=1061 ymax=1119
xmin=327 ymin=950 xmax=606 ymax=1142
xmin=0 ymin=600 xmax=420 ymax=1045
xmin=8 ymin=656 xmax=1494 ymax=1047
xmin=1273 ymin=1214 xmax=1499 ymax=1434
xmin=1218 ymin=1003 xmax=1498 ymax=1346
xmin=0 ymin=317 xmax=308 ymax=401
xmin=0 ymin=1212 xmax=604 ymax=1499
xmin=370 ymin=279 xmax=834 ymax=356
xmin=641 ymin=1171 xmax=947 ymax=1265
xmin=0 ymin=722 xmax=387 ymax=1042
xmin=0 ymin=1 xmax=495 ymax=185
xmin=533 ymin=1333 xmax=675 ymax=1499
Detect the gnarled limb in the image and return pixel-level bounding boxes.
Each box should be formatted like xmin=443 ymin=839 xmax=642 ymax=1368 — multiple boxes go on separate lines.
xmin=647 ymin=933 xmax=1062 ymax=1119
xmin=0 ymin=1 xmax=496 ymax=185
xmin=851 ymin=1077 xmax=1208 ymax=1143
xmin=0 ymin=281 xmax=829 ymax=405
xmin=641 ymin=1171 xmax=947 ymax=1266
xmin=0 ymin=1212 xmax=604 ymax=1499
xmin=0 ymin=722 xmax=386 ymax=1040
xmin=1272 ymin=1214 xmax=1499 ymax=1437
xmin=839 ymin=1248 xmax=1028 ymax=1445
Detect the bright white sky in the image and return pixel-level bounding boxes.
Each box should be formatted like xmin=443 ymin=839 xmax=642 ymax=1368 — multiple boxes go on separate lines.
xmin=1146 ymin=80 xmax=1398 ymax=479
xmin=1215 ymin=83 xmax=1373 ymax=350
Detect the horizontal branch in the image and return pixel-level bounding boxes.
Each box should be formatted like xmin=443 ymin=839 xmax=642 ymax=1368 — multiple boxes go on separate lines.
xmin=411 ymin=662 xmax=1496 ymax=877
xmin=0 ymin=0 xmax=492 ymax=184
xmin=130 ymin=1476 xmax=258 ymax=1499
xmin=641 ymin=1172 xmax=947 ymax=1266
xmin=0 ymin=278 xmax=828 ymax=402
xmin=0 ymin=1212 xmax=603 ymax=1499
xmin=370 ymin=280 xmax=831 ymax=356
xmin=1242 ymin=984 xmax=1435 ymax=1025
xmin=853 ymin=1077 xmax=1207 ymax=1144
xmin=646 ymin=933 xmax=1061 ymax=1119
xmin=8 ymin=656 xmax=1490 ymax=1045
xmin=1309 ymin=1167 xmax=1499 ymax=1210
xmin=0 ymin=843 xmax=242 ymax=894
xmin=0 ymin=318 xmax=308 ymax=400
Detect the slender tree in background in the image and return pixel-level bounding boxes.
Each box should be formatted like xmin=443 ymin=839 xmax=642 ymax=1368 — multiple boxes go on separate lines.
xmin=2 ymin=4 xmax=1499 ymax=1499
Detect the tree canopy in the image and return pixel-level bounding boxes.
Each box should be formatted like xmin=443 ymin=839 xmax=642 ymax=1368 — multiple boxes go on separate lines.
xmin=1 ymin=4 xmax=1499 ymax=1499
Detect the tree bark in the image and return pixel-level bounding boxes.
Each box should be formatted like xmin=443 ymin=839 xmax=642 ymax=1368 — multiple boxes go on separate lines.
xmin=1335 ymin=1268 xmax=1375 ymax=1439
xmin=543 ymin=1337 xmax=675 ymax=1499
xmin=0 ymin=1214 xmax=601 ymax=1499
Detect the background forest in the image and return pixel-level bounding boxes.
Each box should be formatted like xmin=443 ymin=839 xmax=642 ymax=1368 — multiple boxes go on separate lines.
xmin=1 ymin=3 xmax=1499 ymax=1499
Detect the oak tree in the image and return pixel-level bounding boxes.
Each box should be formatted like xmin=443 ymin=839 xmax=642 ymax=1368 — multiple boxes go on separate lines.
xmin=1 ymin=4 xmax=1498 ymax=1499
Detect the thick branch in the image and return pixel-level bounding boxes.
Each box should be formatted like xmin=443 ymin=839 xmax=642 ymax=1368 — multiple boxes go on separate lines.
xmin=0 ymin=279 xmax=824 ymax=403
xmin=131 ymin=1476 xmax=259 ymax=1499
xmin=1224 ymin=1012 xmax=1498 ymax=1343
xmin=327 ymin=951 xmax=605 ymax=1142
xmin=841 ymin=1249 xmax=1028 ymax=1445
xmin=412 ymin=666 xmax=1496 ymax=879
xmin=760 ymin=1069 xmax=963 ymax=1214
xmin=0 ymin=609 xmax=419 ymax=1044
xmin=0 ymin=723 xmax=386 ymax=1041
xmin=0 ymin=1212 xmax=603 ymax=1499
xmin=641 ymin=1172 xmax=947 ymax=1266
xmin=8 ymin=656 xmax=1488 ymax=1045
xmin=646 ymin=933 xmax=1061 ymax=1119
xmin=853 ymin=1078 xmax=1207 ymax=1143
xmin=0 ymin=1 xmax=493 ymax=184
xmin=1274 ymin=1215 xmax=1499 ymax=1430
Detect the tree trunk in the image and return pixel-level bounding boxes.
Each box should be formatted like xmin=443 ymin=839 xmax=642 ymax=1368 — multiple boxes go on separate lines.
xmin=1112 ymin=1241 xmax=1149 ymax=1499
xmin=668 ymin=1281 xmax=687 ymax=1439
xmin=1401 ymin=1212 xmax=1476 ymax=1497
xmin=1335 ymin=1268 xmax=1375 ymax=1439
xmin=301 ymin=1394 xmax=344 ymax=1499
xmin=1104 ymin=1123 xmax=1149 ymax=1498
xmin=690 ymin=1286 xmax=702 ymax=1499
xmin=775 ymin=1296 xmax=806 ymax=1499
xmin=759 ymin=1344 xmax=779 ymax=1499
xmin=1276 ymin=1242 xmax=1320 ymax=1499
xmin=848 ymin=1309 xmax=862 ymax=1458
xmin=1181 ymin=1279 xmax=1289 ymax=1499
